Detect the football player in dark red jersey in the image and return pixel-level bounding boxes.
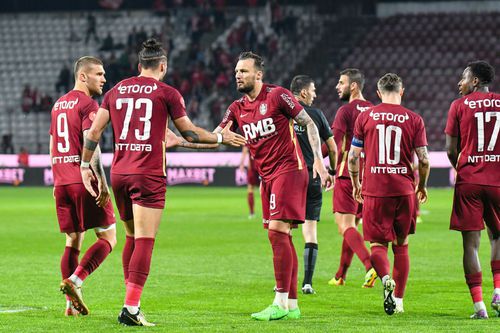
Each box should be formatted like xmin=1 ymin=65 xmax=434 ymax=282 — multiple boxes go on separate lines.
xmin=349 ymin=73 xmax=429 ymax=315
xmin=216 ymin=52 xmax=333 ymax=321
xmin=81 ymin=39 xmax=245 ymax=326
xmin=445 ymin=61 xmax=500 ymax=319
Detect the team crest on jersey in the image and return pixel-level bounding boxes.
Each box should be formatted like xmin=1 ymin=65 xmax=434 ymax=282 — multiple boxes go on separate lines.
xmin=259 ymin=103 xmax=268 ymax=115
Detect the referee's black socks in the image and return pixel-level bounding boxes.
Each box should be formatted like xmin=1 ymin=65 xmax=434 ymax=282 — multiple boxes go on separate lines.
xmin=303 ymin=243 xmax=318 ymax=286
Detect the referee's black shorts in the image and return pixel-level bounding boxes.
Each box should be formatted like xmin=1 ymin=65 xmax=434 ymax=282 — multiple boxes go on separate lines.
xmin=306 ymin=169 xmax=323 ymax=221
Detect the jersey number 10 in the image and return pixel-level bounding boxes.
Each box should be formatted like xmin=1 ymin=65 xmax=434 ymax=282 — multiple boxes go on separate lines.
xmin=376 ymin=124 xmax=402 ymax=165
xmin=117 ymin=98 xmax=153 ymax=141
xmin=475 ymin=112 xmax=500 ymax=152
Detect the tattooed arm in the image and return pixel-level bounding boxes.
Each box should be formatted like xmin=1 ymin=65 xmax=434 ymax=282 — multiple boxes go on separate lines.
xmin=165 ymin=128 xmax=218 ymax=149
xmin=348 ymin=146 xmax=363 ymax=203
xmin=173 ymin=116 xmax=245 ymax=147
xmin=415 ymin=146 xmax=430 ymax=203
xmin=294 ymin=110 xmax=333 ymax=190
xmin=84 ymin=129 xmax=110 ymax=207
xmin=81 ymin=107 xmax=110 ymax=198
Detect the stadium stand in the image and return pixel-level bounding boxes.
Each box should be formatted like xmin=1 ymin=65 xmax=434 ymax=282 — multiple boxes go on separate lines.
xmin=316 ymin=12 xmax=500 ymax=151
xmin=1 ymin=6 xmax=499 ymax=153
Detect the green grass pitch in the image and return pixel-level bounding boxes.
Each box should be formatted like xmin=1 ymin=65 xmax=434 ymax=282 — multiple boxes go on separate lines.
xmin=0 ymin=187 xmax=497 ymax=332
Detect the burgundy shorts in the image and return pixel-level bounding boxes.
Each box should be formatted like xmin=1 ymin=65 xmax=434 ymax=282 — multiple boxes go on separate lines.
xmin=111 ymin=173 xmax=167 ymax=221
xmin=450 ymin=183 xmax=500 ymax=236
xmin=362 ymin=194 xmax=416 ymax=243
xmin=333 ymin=177 xmax=362 ymax=218
xmin=261 ymin=169 xmax=308 ymax=228
xmin=55 ymin=183 xmax=116 ymax=233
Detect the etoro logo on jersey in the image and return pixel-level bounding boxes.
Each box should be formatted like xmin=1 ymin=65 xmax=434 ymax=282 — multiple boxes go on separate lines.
xmin=241 ymin=118 xmax=276 ymax=142
xmin=117 ymin=83 xmax=157 ymax=94
xmin=54 ymin=98 xmax=78 ymax=111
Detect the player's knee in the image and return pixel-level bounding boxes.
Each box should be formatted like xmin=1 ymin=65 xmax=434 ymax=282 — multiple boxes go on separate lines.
xmin=65 ymin=232 xmax=83 ymax=247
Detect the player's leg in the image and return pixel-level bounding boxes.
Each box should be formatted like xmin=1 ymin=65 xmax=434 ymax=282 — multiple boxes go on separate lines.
xmin=363 ymin=195 xmax=397 ymax=314
xmin=67 ymin=225 xmax=116 ymax=288
xmin=483 ymin=187 xmax=500 ymax=316
xmin=392 ymin=236 xmax=409 ymax=313
xmin=252 ymin=220 xmax=292 ymax=321
xmin=269 ymin=220 xmax=292 ymax=309
xmin=247 ymin=184 xmax=255 ymax=218
xmin=338 ymin=212 xmax=375 ymax=287
xmin=329 ymin=213 xmax=353 ymax=285
xmin=55 ymin=185 xmax=84 ymax=316
xmin=122 ymin=219 xmax=135 ymax=286
xmin=462 ymin=231 xmax=488 ymax=318
xmin=253 ymin=170 xmax=307 ymax=321
xmin=487 ymin=228 xmax=500 ymax=316
xmin=391 ymin=194 xmax=418 ymax=314
xmin=301 ymin=219 xmax=317 ymax=293
xmin=287 ymin=231 xmax=301 ymax=319
xmin=301 ymin=173 xmax=321 ymax=293
xmin=121 ymin=205 xmax=162 ymax=323
xmin=451 ymin=184 xmax=489 ymax=318
xmin=61 ymin=232 xmax=83 ymax=316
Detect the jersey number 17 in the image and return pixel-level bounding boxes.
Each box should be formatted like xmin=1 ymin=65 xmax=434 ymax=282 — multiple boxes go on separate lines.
xmin=475 ymin=112 xmax=500 ymax=152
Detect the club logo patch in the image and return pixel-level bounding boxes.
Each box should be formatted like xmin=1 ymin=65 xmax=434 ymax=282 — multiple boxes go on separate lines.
xmin=259 ymin=103 xmax=267 ymax=115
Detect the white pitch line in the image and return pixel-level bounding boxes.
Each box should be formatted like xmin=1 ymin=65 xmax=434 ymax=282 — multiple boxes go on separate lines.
xmin=0 ymin=306 xmax=47 ymax=314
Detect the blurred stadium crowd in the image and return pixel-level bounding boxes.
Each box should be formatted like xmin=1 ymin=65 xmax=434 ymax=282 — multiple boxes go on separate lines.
xmin=0 ymin=0 xmax=498 ymax=155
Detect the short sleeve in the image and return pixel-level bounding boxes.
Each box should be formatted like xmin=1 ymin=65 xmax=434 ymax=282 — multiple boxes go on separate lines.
xmin=217 ymin=103 xmax=238 ymax=131
xmin=81 ymin=100 xmax=99 ymax=131
xmin=274 ymin=87 xmax=303 ymax=118
xmin=414 ymin=116 xmax=428 ymax=147
xmin=167 ymin=89 xmax=187 ymax=120
xmin=332 ymin=106 xmax=348 ymax=134
xmin=352 ymin=113 xmax=365 ymax=148
xmin=100 ymin=90 xmax=112 ymax=111
xmin=444 ymin=100 xmax=459 ymax=137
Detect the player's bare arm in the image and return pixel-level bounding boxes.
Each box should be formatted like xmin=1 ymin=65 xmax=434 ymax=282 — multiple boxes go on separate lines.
xmin=325 ymin=136 xmax=338 ymax=174
xmin=445 ymin=134 xmax=459 ymax=169
xmin=83 ymin=129 xmax=110 ymax=207
xmin=165 ymin=128 xmax=218 ymax=150
xmin=173 ymin=116 xmax=246 ymax=147
xmin=294 ymin=110 xmax=333 ymax=189
xmin=81 ymin=107 xmax=110 ymax=197
xmin=415 ymin=146 xmax=430 ymax=203
xmin=348 ymin=146 xmax=363 ymax=203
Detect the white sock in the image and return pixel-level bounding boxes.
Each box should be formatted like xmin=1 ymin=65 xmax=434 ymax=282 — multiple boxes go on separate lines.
xmin=273 ymin=292 xmax=288 ymax=309
xmin=69 ymin=274 xmax=83 ymax=288
xmin=473 ymin=301 xmax=486 ymax=312
xmin=125 ymin=305 xmax=139 ymax=314
xmin=66 ymin=300 xmax=72 ymax=309
xmin=395 ymin=297 xmax=403 ymax=307
xmin=381 ymin=275 xmax=390 ymax=285
xmin=494 ymin=288 xmax=500 ymax=296
xmin=288 ymin=299 xmax=298 ymax=310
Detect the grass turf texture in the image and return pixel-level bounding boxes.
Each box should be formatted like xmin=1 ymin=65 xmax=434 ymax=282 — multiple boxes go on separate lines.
xmin=0 ymin=186 xmax=497 ymax=332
